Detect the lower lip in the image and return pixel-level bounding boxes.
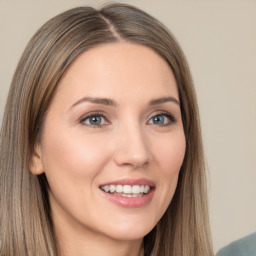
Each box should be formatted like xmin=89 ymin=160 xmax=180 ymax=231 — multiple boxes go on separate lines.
xmin=100 ymin=189 xmax=155 ymax=208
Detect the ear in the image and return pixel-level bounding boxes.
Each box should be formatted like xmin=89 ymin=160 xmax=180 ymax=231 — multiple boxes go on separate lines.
xmin=29 ymin=145 xmax=44 ymax=175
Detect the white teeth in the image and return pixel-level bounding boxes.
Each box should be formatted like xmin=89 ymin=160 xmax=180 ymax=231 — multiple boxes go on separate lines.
xmin=123 ymin=185 xmax=132 ymax=193
xmin=100 ymin=184 xmax=151 ymax=195
xmin=144 ymin=185 xmax=150 ymax=193
xmin=116 ymin=185 xmax=122 ymax=193
xmin=109 ymin=185 xmax=115 ymax=193
xmin=104 ymin=185 xmax=110 ymax=192
xmin=132 ymin=185 xmax=140 ymax=194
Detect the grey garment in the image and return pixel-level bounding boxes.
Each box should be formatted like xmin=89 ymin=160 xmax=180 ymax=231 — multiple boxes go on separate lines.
xmin=217 ymin=232 xmax=256 ymax=256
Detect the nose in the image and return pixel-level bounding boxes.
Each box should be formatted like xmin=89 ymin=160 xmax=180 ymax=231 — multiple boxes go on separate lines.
xmin=113 ymin=123 xmax=151 ymax=169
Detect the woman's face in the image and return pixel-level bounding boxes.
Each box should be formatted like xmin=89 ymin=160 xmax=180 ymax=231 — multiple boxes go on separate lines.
xmin=32 ymin=42 xmax=186 ymax=242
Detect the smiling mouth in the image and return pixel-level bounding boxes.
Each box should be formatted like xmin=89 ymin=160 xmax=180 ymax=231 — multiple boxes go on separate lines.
xmin=100 ymin=184 xmax=151 ymax=197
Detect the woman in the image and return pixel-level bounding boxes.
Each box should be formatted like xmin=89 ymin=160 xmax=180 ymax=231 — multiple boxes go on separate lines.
xmin=0 ymin=3 xmax=214 ymax=256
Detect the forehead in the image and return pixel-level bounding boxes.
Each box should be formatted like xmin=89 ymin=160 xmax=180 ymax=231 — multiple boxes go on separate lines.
xmin=55 ymin=42 xmax=178 ymax=105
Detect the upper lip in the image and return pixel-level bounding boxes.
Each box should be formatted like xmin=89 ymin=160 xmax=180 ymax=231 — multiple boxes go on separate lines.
xmin=99 ymin=178 xmax=156 ymax=187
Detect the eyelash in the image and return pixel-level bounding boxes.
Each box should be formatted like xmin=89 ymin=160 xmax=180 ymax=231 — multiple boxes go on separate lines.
xmin=147 ymin=112 xmax=176 ymax=126
xmin=80 ymin=112 xmax=109 ymax=128
xmin=79 ymin=111 xmax=176 ymax=128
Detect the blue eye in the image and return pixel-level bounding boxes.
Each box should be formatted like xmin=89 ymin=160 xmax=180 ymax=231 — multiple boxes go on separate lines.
xmin=152 ymin=115 xmax=165 ymax=124
xmin=80 ymin=114 xmax=108 ymax=127
xmin=148 ymin=113 xmax=175 ymax=125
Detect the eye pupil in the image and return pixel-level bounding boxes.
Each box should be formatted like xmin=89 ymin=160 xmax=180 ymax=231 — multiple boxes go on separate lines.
xmin=89 ymin=116 xmax=102 ymax=125
xmin=153 ymin=115 xmax=164 ymax=124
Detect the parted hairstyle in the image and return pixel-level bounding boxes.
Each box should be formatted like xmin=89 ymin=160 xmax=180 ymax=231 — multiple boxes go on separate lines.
xmin=0 ymin=3 xmax=214 ymax=256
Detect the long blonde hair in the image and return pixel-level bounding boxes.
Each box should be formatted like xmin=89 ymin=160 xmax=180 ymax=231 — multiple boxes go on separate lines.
xmin=0 ymin=3 xmax=214 ymax=256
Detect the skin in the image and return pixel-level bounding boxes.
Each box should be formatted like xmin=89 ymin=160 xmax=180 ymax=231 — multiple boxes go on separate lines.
xmin=31 ymin=42 xmax=186 ymax=256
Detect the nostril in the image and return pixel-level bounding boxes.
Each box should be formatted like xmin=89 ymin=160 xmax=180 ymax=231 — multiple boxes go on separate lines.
xmin=114 ymin=153 xmax=150 ymax=168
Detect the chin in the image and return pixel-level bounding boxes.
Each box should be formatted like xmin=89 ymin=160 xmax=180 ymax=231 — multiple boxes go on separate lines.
xmin=102 ymin=220 xmax=156 ymax=241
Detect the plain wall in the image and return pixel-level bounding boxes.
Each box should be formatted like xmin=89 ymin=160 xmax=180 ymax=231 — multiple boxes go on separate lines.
xmin=0 ymin=0 xmax=256 ymax=252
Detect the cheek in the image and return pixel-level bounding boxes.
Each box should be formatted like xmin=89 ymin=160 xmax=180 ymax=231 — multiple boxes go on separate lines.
xmin=40 ymin=126 xmax=110 ymax=188
xmin=152 ymin=130 xmax=186 ymax=211
xmin=39 ymin=126 xmax=114 ymax=222
xmin=156 ymin=131 xmax=186 ymax=176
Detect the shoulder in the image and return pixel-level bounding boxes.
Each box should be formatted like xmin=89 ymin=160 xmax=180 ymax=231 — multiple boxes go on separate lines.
xmin=217 ymin=232 xmax=256 ymax=256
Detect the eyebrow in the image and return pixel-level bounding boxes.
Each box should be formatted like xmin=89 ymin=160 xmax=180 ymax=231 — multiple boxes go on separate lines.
xmin=149 ymin=97 xmax=180 ymax=106
xmin=70 ymin=97 xmax=117 ymax=110
xmin=69 ymin=96 xmax=180 ymax=110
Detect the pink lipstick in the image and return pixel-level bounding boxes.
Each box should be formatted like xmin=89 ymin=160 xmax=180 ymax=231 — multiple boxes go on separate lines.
xmin=99 ymin=178 xmax=155 ymax=208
